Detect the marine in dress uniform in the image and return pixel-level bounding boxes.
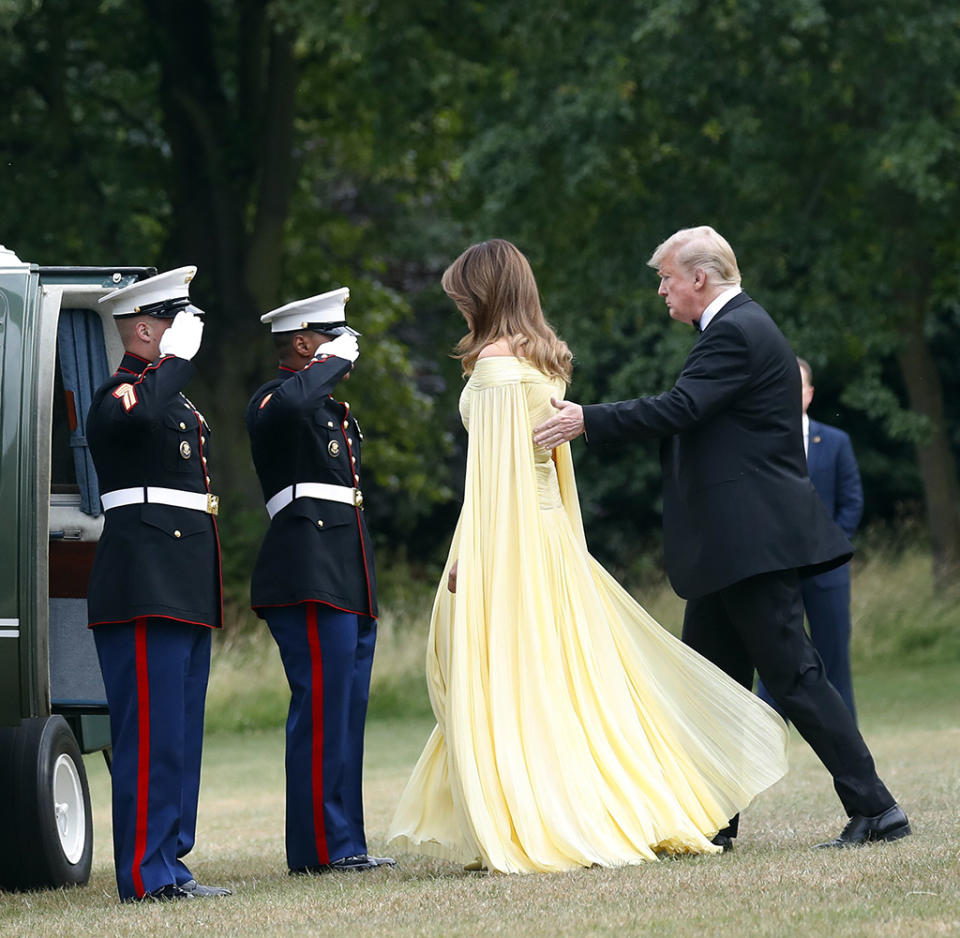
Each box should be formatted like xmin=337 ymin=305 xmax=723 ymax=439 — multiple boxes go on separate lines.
xmin=87 ymin=267 xmax=230 ymax=901
xmin=245 ymin=287 xmax=393 ymax=874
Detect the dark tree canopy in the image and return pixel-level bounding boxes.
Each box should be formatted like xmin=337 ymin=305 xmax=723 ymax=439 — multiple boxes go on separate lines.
xmin=2 ymin=0 xmax=958 ymax=595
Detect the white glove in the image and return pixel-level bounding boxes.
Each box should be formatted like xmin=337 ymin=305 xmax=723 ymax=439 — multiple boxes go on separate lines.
xmin=159 ymin=311 xmax=204 ymax=361
xmin=321 ymin=333 xmax=359 ymax=364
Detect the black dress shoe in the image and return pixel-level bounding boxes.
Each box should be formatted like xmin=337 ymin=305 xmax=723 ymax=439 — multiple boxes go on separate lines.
xmin=180 ymin=878 xmax=233 ymax=897
xmin=328 ymin=854 xmax=384 ymax=872
xmin=128 ymin=883 xmax=195 ymax=901
xmin=290 ymin=854 xmax=387 ymax=874
xmin=711 ymin=834 xmax=734 ymax=852
xmin=816 ymin=804 xmax=911 ymax=848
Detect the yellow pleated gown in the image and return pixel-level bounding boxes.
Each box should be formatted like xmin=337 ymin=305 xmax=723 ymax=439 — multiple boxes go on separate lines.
xmin=386 ymin=357 xmax=789 ymax=872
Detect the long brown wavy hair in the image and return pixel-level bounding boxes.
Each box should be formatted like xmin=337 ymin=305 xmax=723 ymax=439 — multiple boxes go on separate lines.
xmin=443 ymin=239 xmax=573 ymax=382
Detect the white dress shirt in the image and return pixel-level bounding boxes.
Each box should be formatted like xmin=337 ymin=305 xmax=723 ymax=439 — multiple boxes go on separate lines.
xmin=698 ymin=285 xmax=743 ymax=332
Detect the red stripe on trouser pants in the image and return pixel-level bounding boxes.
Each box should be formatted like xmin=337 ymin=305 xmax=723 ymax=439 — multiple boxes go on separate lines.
xmin=305 ymin=603 xmax=329 ymax=863
xmin=132 ymin=618 xmax=150 ymax=897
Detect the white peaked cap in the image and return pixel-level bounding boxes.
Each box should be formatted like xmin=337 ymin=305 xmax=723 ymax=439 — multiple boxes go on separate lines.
xmin=99 ymin=265 xmax=197 ymax=318
xmin=260 ymin=287 xmax=357 ymax=335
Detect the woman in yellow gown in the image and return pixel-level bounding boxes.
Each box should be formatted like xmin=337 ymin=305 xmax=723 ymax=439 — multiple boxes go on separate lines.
xmin=386 ymin=240 xmax=788 ymax=873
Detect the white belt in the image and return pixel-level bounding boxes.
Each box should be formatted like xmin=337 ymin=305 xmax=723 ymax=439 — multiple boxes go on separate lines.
xmin=101 ymin=486 xmax=220 ymax=516
xmin=266 ymin=482 xmax=363 ymax=519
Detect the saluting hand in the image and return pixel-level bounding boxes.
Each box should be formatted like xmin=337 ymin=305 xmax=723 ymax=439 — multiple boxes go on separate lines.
xmin=532 ymin=398 xmax=585 ymax=450
xmin=159 ymin=310 xmax=204 ymax=361
xmin=323 ymin=333 xmax=360 ymax=364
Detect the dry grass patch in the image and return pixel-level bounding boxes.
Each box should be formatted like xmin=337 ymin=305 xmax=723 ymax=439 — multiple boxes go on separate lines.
xmin=1 ymin=663 xmax=958 ymax=938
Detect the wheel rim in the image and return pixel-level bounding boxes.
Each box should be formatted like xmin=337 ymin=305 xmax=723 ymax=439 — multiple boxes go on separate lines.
xmin=52 ymin=753 xmax=86 ymax=864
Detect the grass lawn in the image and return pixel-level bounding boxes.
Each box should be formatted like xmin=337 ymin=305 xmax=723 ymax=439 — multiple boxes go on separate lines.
xmin=1 ymin=661 xmax=958 ymax=937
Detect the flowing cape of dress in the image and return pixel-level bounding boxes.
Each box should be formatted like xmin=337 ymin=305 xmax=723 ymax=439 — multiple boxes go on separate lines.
xmin=387 ymin=357 xmax=788 ymax=872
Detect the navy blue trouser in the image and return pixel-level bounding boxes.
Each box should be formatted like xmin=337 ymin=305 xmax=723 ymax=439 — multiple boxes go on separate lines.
xmin=265 ymin=602 xmax=376 ymax=869
xmin=758 ymin=578 xmax=856 ymax=721
xmin=94 ymin=618 xmax=211 ymax=900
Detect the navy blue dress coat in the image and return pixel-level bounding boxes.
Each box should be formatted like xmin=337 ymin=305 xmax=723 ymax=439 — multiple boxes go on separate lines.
xmin=805 ymin=419 xmax=863 ymax=588
xmin=86 ymin=352 xmax=222 ymax=628
xmin=245 ymin=353 xmax=377 ymax=619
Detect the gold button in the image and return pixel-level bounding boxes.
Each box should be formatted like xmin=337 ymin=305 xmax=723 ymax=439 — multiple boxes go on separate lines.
xmin=343 ymin=402 xmax=350 ymax=409
xmin=350 ymin=456 xmax=356 ymax=464
xmin=205 ymin=476 xmax=211 ymax=484
xmin=327 ymin=421 xmax=335 ymax=429
xmin=179 ymin=422 xmax=186 ymax=430
xmin=342 ymin=421 xmax=348 ymax=429
xmin=348 ymin=438 xmax=354 ymax=446
xmin=174 ymin=530 xmax=182 ymax=538
xmin=201 ymin=435 xmax=206 ymax=444
xmin=317 ymin=520 xmax=324 ymax=528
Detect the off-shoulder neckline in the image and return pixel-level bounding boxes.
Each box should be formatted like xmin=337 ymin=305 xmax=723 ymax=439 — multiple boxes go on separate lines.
xmin=473 ymin=354 xmax=524 ymax=365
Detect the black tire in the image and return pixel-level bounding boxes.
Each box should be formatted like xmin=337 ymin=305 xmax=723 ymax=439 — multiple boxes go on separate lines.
xmin=0 ymin=716 xmax=93 ymax=891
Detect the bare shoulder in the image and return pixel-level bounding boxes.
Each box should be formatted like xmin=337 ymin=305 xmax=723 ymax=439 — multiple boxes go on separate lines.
xmin=477 ymin=338 xmax=516 ymax=359
xmin=477 ymin=336 xmax=524 ymax=359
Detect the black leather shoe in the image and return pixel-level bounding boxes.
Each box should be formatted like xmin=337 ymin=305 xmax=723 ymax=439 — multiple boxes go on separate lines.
xmin=816 ymin=804 xmax=911 ymax=848
xmin=328 ymin=854 xmax=383 ymax=872
xmin=290 ymin=854 xmax=386 ymax=874
xmin=180 ymin=878 xmax=233 ymax=897
xmin=711 ymin=834 xmax=734 ymax=852
xmin=130 ymin=883 xmax=195 ymax=901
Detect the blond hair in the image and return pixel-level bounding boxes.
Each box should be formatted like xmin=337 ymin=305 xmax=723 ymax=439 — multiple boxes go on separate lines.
xmin=648 ymin=226 xmax=741 ymax=287
xmin=443 ymin=239 xmax=572 ymax=382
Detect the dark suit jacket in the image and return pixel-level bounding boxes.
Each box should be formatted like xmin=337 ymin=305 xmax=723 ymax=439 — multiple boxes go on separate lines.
xmin=805 ymin=419 xmax=863 ymax=589
xmin=582 ymin=292 xmax=852 ymax=599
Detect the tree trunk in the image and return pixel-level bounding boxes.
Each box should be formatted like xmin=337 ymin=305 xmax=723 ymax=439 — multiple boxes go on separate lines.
xmin=141 ymin=0 xmax=259 ymax=330
xmin=897 ymin=310 xmax=960 ymax=590
xmin=244 ymin=28 xmax=299 ymax=311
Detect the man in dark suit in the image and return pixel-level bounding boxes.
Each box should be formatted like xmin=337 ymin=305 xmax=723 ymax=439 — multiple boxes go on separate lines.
xmin=245 ymin=288 xmax=393 ymax=875
xmin=533 ymin=226 xmax=908 ymax=850
xmin=758 ymin=358 xmax=863 ymax=720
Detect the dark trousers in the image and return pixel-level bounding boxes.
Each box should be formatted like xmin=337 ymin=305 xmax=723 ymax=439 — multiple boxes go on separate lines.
xmin=94 ymin=618 xmax=211 ymax=900
xmin=758 ymin=577 xmax=856 ymax=721
xmin=682 ymin=568 xmax=892 ymax=837
xmin=265 ymin=602 xmax=377 ymax=869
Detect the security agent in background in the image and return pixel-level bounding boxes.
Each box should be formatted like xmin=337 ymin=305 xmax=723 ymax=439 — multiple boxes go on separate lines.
xmin=245 ymin=287 xmax=394 ymax=874
xmin=759 ymin=357 xmax=864 ymax=721
xmin=87 ymin=267 xmax=231 ymax=902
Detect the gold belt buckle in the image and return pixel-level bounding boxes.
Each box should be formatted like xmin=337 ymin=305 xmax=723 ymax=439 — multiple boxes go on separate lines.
xmin=353 ymin=488 xmax=363 ymax=508
xmin=207 ymin=493 xmax=220 ymax=516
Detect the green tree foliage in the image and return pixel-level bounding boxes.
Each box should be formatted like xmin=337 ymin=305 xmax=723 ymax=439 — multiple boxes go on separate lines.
xmin=1 ymin=0 xmax=958 ymax=595
xmin=1 ymin=0 xmax=459 ymax=596
xmin=436 ymin=0 xmax=960 ymax=585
